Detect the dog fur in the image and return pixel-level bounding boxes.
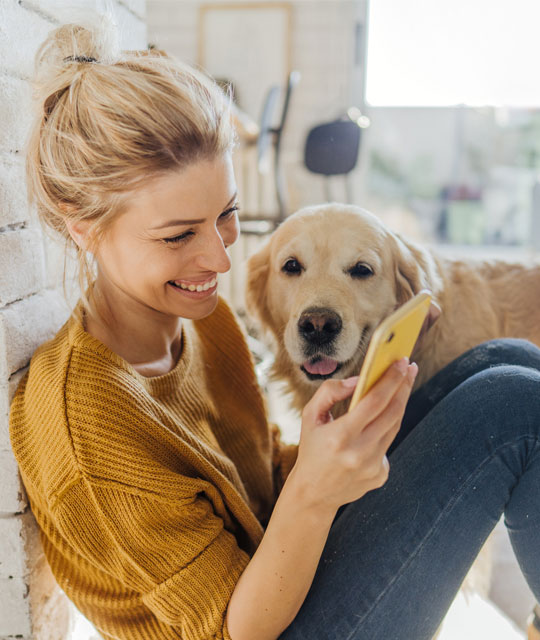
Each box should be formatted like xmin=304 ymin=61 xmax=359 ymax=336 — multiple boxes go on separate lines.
xmin=245 ymin=203 xmax=540 ymax=417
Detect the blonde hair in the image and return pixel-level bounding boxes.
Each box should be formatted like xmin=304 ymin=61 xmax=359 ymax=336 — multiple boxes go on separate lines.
xmin=26 ymin=8 xmax=236 ymax=320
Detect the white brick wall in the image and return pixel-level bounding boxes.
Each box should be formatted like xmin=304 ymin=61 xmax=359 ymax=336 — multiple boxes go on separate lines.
xmin=0 ymin=2 xmax=147 ymax=638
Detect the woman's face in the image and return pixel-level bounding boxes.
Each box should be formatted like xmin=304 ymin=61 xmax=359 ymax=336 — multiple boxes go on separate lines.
xmin=92 ymin=152 xmax=240 ymax=321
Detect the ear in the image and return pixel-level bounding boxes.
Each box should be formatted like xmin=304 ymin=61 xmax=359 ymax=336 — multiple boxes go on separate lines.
xmin=245 ymin=240 xmax=271 ymax=329
xmin=63 ymin=215 xmax=93 ymax=252
xmin=391 ymin=234 xmax=426 ymax=305
xmin=415 ymin=299 xmax=441 ymax=350
xmin=390 ymin=231 xmax=443 ymax=345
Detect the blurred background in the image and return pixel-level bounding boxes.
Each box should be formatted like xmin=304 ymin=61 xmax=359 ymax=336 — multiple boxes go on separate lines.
xmin=146 ymin=0 xmax=540 ymax=255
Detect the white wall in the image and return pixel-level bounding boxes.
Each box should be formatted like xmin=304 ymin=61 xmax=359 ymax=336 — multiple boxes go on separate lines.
xmin=0 ymin=2 xmax=147 ymax=637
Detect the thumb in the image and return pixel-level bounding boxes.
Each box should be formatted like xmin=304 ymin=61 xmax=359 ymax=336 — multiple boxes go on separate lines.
xmin=303 ymin=377 xmax=359 ymax=426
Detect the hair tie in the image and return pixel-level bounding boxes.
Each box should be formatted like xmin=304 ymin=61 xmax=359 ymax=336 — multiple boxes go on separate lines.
xmin=63 ymin=55 xmax=98 ymax=64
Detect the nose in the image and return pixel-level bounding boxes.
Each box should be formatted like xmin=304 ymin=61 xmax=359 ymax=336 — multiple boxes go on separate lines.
xmin=298 ymin=308 xmax=342 ymax=345
xmin=198 ymin=226 xmax=235 ymax=274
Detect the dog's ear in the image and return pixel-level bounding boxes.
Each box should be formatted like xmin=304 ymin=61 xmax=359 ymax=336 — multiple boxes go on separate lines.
xmin=392 ymin=234 xmax=425 ymax=305
xmin=391 ymin=232 xmax=441 ymax=305
xmin=415 ymin=299 xmax=441 ymax=350
xmin=245 ymin=241 xmax=272 ymax=328
xmin=390 ymin=232 xmax=442 ymax=344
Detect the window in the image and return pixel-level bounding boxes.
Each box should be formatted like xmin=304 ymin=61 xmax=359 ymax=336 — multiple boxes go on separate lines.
xmin=366 ymin=0 xmax=540 ymax=107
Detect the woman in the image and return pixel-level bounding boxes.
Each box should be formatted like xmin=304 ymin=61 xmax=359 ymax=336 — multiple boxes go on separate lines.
xmin=10 ymin=14 xmax=540 ymax=640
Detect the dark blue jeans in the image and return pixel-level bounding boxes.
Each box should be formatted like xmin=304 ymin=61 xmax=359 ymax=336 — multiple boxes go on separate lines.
xmin=280 ymin=339 xmax=540 ymax=640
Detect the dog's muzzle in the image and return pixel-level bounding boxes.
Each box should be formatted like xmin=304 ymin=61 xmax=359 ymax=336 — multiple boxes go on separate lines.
xmin=298 ymin=307 xmax=342 ymax=346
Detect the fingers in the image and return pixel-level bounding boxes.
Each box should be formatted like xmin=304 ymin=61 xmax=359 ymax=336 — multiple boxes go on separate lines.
xmin=302 ymin=376 xmax=359 ymax=426
xmin=344 ymin=363 xmax=415 ymax=491
xmin=361 ymin=362 xmax=418 ymax=449
xmin=350 ymin=358 xmax=416 ymax=427
xmin=303 ymin=359 xmax=417 ymax=437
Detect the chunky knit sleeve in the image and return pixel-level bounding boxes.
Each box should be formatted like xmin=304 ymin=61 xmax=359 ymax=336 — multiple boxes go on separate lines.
xmin=54 ymin=479 xmax=249 ymax=640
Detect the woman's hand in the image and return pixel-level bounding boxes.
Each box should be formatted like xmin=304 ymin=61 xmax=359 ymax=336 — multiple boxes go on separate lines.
xmin=290 ymin=358 xmax=418 ymax=513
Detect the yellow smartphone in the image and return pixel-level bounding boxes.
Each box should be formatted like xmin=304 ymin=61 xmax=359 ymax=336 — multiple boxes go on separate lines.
xmin=348 ymin=290 xmax=432 ymax=412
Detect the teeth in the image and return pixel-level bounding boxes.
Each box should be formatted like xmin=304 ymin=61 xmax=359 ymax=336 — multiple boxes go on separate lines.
xmin=173 ymin=277 xmax=217 ymax=291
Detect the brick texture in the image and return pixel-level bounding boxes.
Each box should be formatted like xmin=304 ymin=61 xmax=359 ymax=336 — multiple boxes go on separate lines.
xmin=0 ymin=227 xmax=46 ymax=307
xmin=0 ymin=75 xmax=33 ymax=155
xmin=0 ymin=154 xmax=32 ymax=228
xmin=0 ymin=1 xmax=147 ymax=636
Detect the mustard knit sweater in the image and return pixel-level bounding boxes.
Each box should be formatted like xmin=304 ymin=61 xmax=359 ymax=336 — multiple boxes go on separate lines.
xmin=9 ymin=296 xmax=298 ymax=640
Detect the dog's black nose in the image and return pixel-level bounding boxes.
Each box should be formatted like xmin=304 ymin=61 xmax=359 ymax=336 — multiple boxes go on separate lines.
xmin=298 ymin=308 xmax=342 ymax=345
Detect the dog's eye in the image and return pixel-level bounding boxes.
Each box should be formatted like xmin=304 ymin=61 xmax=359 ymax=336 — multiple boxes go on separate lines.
xmin=349 ymin=262 xmax=374 ymax=278
xmin=282 ymin=258 xmax=303 ymax=275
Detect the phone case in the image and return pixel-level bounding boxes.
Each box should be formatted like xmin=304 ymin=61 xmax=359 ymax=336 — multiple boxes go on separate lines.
xmin=348 ymin=290 xmax=432 ymax=412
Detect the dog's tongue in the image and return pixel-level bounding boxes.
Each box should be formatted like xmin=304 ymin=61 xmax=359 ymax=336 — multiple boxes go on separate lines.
xmin=303 ymin=357 xmax=339 ymax=376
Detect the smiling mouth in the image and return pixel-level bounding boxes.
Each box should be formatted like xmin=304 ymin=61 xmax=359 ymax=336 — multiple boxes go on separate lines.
xmin=300 ymin=326 xmax=370 ymax=381
xmin=167 ymin=280 xmax=218 ymax=300
xmin=168 ymin=276 xmax=217 ymax=292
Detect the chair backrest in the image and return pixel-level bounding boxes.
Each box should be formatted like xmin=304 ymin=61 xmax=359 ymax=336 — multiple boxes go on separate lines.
xmin=304 ymin=120 xmax=361 ymax=176
xmin=279 ymin=71 xmax=301 ymax=130
xmin=274 ymin=70 xmax=301 ymax=153
xmin=257 ymin=85 xmax=281 ymax=168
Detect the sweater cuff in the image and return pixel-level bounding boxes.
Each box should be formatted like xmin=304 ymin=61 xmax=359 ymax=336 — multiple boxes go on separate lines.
xmin=142 ymin=528 xmax=249 ymax=639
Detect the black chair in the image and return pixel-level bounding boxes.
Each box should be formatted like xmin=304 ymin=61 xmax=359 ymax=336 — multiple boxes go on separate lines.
xmin=240 ymin=70 xmax=301 ymax=236
xmin=304 ymin=118 xmax=362 ymax=203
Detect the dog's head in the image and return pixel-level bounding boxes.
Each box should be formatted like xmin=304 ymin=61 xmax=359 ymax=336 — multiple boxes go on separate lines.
xmin=245 ymin=203 xmax=441 ymax=395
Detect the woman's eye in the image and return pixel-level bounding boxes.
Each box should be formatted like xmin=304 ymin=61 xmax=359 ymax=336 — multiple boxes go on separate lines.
xmin=349 ymin=262 xmax=374 ymax=278
xmin=282 ymin=258 xmax=303 ymax=275
xmin=219 ymin=204 xmax=240 ymax=220
xmin=162 ymin=205 xmax=239 ymax=245
xmin=163 ymin=231 xmax=194 ymax=244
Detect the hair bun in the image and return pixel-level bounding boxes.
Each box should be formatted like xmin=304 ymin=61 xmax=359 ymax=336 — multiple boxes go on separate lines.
xmin=33 ymin=8 xmax=119 ymax=81
xmin=30 ymin=9 xmax=120 ymax=121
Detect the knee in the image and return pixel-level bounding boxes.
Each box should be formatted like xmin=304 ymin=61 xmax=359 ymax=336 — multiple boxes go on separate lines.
xmin=453 ymin=365 xmax=540 ymax=467
xmin=463 ymin=363 xmax=540 ymax=422
xmin=459 ymin=338 xmax=540 ymax=371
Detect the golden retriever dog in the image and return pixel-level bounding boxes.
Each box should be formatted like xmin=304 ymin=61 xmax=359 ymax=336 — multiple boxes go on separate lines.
xmin=245 ymin=202 xmax=540 ymax=418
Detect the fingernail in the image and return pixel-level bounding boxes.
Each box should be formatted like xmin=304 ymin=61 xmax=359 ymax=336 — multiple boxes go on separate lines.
xmin=343 ymin=376 xmax=359 ymax=387
xmin=407 ymin=362 xmax=418 ymax=382
xmin=395 ymin=357 xmax=409 ymax=374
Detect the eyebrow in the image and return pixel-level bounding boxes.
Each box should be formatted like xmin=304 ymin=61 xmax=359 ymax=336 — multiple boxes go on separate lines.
xmin=150 ymin=192 xmax=238 ymax=230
